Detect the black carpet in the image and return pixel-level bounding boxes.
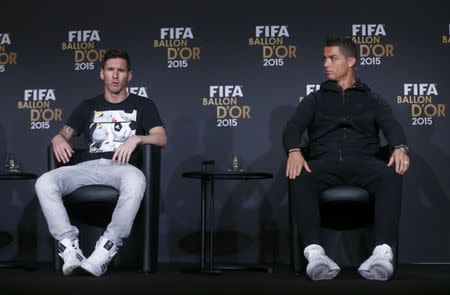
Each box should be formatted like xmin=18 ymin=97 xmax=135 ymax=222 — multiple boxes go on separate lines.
xmin=1 ymin=264 xmax=449 ymax=295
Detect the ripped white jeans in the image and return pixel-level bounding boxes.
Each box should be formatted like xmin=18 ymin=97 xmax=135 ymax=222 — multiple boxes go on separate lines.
xmin=35 ymin=158 xmax=146 ymax=243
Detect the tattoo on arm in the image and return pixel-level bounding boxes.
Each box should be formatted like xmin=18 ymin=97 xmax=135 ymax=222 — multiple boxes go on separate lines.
xmin=58 ymin=125 xmax=77 ymax=141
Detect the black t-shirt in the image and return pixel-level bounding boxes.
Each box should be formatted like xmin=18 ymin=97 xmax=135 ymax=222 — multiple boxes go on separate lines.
xmin=67 ymin=93 xmax=163 ymax=166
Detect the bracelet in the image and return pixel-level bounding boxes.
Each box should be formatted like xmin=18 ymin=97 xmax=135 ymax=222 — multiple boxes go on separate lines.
xmin=288 ymin=149 xmax=300 ymax=154
xmin=394 ymin=144 xmax=409 ymax=155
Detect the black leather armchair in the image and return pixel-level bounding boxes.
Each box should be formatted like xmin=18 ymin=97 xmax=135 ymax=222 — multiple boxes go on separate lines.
xmin=288 ymin=146 xmax=399 ymax=274
xmin=48 ymin=144 xmax=161 ymax=274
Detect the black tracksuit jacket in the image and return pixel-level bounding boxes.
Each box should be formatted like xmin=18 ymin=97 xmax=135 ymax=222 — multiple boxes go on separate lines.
xmin=283 ymin=79 xmax=407 ymax=160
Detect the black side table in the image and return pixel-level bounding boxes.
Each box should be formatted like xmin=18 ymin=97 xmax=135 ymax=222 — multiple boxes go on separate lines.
xmin=0 ymin=172 xmax=38 ymax=270
xmin=182 ymin=170 xmax=273 ymax=274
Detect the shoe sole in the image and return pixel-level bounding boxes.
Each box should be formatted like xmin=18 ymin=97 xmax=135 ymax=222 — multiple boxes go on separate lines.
xmin=62 ymin=263 xmax=81 ymax=276
xmin=359 ymin=263 xmax=392 ymax=281
xmin=81 ymin=260 xmax=102 ymax=277
xmin=308 ymin=263 xmax=340 ymax=280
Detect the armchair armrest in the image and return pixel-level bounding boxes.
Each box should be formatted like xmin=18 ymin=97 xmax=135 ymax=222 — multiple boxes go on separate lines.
xmin=47 ymin=145 xmax=84 ymax=170
xmin=141 ymin=144 xmax=161 ymax=272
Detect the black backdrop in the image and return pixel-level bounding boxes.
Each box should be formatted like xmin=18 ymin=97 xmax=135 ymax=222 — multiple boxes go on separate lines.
xmin=1 ymin=1 xmax=449 ymax=265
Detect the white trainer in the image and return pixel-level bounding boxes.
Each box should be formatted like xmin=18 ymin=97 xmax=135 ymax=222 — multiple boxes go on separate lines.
xmin=304 ymin=244 xmax=340 ymax=280
xmin=358 ymin=244 xmax=394 ymax=281
xmin=58 ymin=238 xmax=86 ymax=276
xmin=81 ymin=236 xmax=119 ymax=277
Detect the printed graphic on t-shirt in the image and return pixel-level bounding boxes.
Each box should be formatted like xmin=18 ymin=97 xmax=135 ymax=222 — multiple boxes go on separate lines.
xmin=89 ymin=110 xmax=137 ymax=153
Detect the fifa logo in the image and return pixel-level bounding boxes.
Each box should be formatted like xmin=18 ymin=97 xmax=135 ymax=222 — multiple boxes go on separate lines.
xmin=209 ymin=86 xmax=243 ymax=98
xmin=24 ymin=89 xmax=56 ymax=101
xmin=306 ymin=84 xmax=320 ymax=95
xmin=404 ymin=84 xmax=438 ymax=96
xmin=352 ymin=24 xmax=386 ymax=36
xmin=0 ymin=33 xmax=11 ymax=45
xmin=255 ymin=26 xmax=289 ymax=37
xmin=68 ymin=30 xmax=101 ymax=42
xmin=160 ymin=28 xmax=193 ymax=39
xmin=127 ymin=87 xmax=149 ymax=98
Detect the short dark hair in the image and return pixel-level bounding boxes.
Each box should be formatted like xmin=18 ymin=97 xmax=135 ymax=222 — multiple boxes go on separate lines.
xmin=325 ymin=36 xmax=358 ymax=59
xmin=102 ymin=49 xmax=131 ymax=71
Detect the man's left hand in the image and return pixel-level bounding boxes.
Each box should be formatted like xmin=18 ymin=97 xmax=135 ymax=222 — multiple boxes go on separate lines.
xmin=387 ymin=148 xmax=410 ymax=175
xmin=112 ymin=135 xmax=141 ymax=165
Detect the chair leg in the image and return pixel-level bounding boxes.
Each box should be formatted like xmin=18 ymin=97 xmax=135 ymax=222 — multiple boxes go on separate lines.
xmin=142 ymin=206 xmax=150 ymax=273
xmin=393 ymin=238 xmax=400 ymax=272
xmin=53 ymin=239 xmax=62 ymax=274
xmin=149 ymin=188 xmax=160 ymax=273
xmin=141 ymin=144 xmax=160 ymax=273
xmin=141 ymin=186 xmax=154 ymax=273
xmin=289 ymin=220 xmax=302 ymax=274
xmin=288 ymin=181 xmax=302 ymax=275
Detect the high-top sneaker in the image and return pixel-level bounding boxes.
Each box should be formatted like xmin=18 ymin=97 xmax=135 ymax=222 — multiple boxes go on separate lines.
xmin=304 ymin=244 xmax=340 ymax=280
xmin=58 ymin=238 xmax=85 ymax=276
xmin=358 ymin=244 xmax=394 ymax=281
xmin=81 ymin=236 xmax=119 ymax=277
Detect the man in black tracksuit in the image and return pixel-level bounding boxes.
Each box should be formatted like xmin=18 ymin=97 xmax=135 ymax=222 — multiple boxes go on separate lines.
xmin=283 ymin=36 xmax=410 ymax=281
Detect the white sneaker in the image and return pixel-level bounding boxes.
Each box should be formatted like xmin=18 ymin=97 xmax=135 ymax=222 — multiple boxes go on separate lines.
xmin=81 ymin=236 xmax=119 ymax=277
xmin=58 ymin=238 xmax=85 ymax=276
xmin=304 ymin=244 xmax=340 ymax=280
xmin=358 ymin=244 xmax=394 ymax=281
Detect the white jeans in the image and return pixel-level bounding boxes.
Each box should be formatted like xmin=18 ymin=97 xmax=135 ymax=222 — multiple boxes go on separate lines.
xmin=35 ymin=158 xmax=146 ymax=243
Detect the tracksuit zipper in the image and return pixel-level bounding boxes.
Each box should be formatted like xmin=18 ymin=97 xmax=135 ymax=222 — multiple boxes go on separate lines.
xmin=340 ymin=90 xmax=345 ymax=162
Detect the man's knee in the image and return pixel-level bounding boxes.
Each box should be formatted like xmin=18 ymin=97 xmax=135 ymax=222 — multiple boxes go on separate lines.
xmin=120 ymin=169 xmax=146 ymax=197
xmin=35 ymin=172 xmax=57 ymax=196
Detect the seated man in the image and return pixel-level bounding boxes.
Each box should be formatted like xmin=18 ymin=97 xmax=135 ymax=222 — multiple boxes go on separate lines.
xmin=35 ymin=49 xmax=167 ymax=277
xmin=283 ymin=36 xmax=409 ymax=281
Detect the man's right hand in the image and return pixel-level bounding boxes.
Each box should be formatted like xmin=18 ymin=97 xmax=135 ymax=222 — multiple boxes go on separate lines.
xmin=51 ymin=134 xmax=74 ymax=164
xmin=286 ymin=150 xmax=311 ymax=179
